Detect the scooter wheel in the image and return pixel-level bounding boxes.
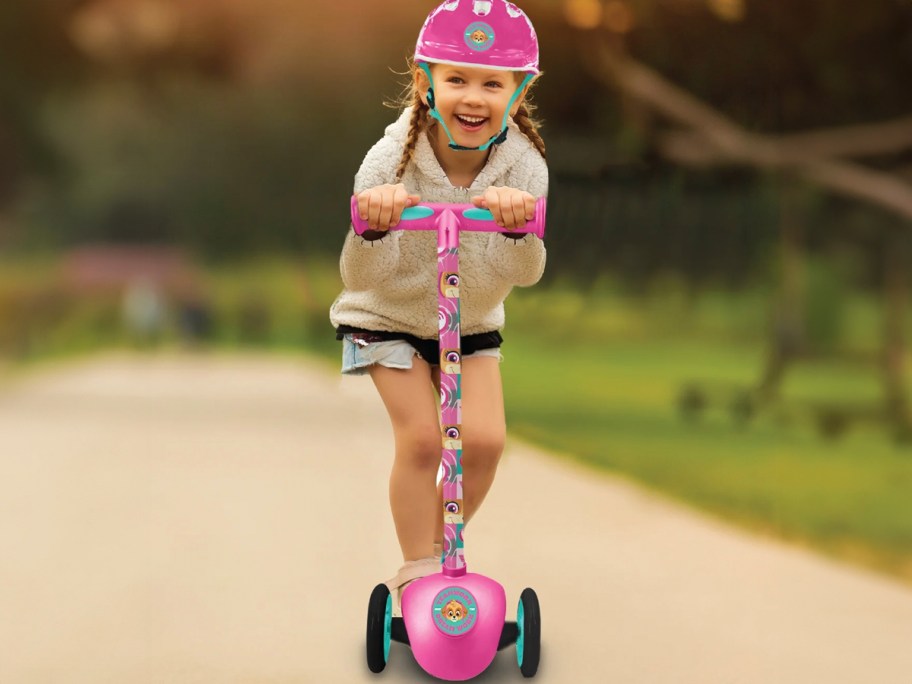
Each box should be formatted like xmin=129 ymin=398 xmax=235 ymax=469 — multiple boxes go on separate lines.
xmin=366 ymin=583 xmax=392 ymax=673
xmin=517 ymin=588 xmax=541 ymax=677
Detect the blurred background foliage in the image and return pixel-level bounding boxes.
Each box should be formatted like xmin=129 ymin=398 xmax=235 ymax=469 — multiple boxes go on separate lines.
xmin=1 ymin=0 xmax=910 ymax=266
xmin=2 ymin=0 xmax=912 ymax=581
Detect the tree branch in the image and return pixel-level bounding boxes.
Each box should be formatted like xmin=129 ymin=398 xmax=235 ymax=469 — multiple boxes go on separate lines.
xmin=585 ymin=37 xmax=912 ymax=222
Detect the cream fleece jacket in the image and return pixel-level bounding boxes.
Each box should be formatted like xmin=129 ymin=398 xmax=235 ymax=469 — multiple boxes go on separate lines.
xmin=329 ymin=107 xmax=548 ymax=339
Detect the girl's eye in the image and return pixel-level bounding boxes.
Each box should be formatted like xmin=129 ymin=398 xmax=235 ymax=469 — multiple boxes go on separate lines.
xmin=486 ymin=81 xmax=503 ymax=88
xmin=447 ymin=76 xmax=465 ymax=84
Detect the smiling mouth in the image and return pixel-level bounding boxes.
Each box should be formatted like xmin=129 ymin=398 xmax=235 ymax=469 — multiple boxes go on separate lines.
xmin=455 ymin=114 xmax=489 ymax=131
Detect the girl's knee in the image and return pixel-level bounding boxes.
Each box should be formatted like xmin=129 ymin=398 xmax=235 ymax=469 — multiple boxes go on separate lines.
xmin=463 ymin=427 xmax=506 ymax=468
xmin=396 ymin=425 xmax=443 ymax=471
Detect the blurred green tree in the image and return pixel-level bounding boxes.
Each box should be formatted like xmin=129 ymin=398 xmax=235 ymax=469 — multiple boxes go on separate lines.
xmin=0 ymin=1 xmax=87 ymax=210
xmin=2 ymin=0 xmax=912 ymax=279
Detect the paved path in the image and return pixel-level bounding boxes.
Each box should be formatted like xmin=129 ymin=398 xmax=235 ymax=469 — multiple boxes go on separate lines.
xmin=1 ymin=354 xmax=911 ymax=683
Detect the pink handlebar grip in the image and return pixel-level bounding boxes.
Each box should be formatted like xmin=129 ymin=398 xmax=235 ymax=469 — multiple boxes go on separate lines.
xmin=350 ymin=196 xmax=546 ymax=240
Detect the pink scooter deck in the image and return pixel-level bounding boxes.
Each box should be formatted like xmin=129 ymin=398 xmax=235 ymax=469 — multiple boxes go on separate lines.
xmin=401 ymin=572 xmax=507 ymax=681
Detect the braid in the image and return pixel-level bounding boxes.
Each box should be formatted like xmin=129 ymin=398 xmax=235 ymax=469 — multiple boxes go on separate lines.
xmin=513 ymin=101 xmax=546 ymax=159
xmin=395 ymin=89 xmax=428 ymax=182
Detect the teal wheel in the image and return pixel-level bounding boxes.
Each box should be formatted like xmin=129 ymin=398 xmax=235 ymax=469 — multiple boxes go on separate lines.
xmin=366 ymin=583 xmax=392 ymax=673
xmin=517 ymin=588 xmax=541 ymax=677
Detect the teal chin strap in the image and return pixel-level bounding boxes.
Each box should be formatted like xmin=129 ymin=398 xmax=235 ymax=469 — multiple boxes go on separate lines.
xmin=419 ymin=62 xmax=533 ymax=152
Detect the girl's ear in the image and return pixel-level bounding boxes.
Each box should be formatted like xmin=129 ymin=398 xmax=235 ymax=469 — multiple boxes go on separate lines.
xmin=415 ymin=68 xmax=431 ymax=107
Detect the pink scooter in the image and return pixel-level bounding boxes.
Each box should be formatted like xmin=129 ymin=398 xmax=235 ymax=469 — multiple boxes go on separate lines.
xmin=351 ymin=196 xmax=546 ymax=680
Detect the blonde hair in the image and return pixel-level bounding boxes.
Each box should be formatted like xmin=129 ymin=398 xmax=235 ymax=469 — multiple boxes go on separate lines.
xmin=389 ymin=60 xmax=546 ymax=182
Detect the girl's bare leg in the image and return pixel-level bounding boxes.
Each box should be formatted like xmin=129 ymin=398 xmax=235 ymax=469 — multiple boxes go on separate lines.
xmin=369 ymin=359 xmax=441 ymax=562
xmin=434 ymin=355 xmax=506 ymax=547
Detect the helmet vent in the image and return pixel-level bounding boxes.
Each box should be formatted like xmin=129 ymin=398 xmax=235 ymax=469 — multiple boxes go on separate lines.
xmin=505 ymin=2 xmax=523 ymax=18
xmin=473 ymin=0 xmax=492 ymax=15
xmin=443 ymin=0 xmax=459 ymax=11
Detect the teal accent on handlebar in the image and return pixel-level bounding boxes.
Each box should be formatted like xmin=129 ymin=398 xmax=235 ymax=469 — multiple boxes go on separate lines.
xmin=462 ymin=208 xmax=495 ymax=221
xmin=401 ymin=206 xmax=435 ymax=220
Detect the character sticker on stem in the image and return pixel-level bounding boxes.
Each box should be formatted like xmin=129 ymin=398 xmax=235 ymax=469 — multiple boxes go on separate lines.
xmin=442 ymin=425 xmax=462 ymax=450
xmin=443 ymin=498 xmax=464 ymax=524
xmin=441 ymin=349 xmax=461 ymax=374
xmin=440 ymin=272 xmax=460 ymax=298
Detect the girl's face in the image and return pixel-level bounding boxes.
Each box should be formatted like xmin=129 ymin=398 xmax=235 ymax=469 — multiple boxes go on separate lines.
xmin=419 ymin=65 xmax=528 ymax=150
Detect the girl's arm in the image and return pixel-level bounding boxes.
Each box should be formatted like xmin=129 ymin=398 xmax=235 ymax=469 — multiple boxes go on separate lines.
xmin=338 ymin=136 xmax=406 ymax=290
xmin=483 ymin=153 xmax=549 ymax=287
xmin=486 ymin=227 xmax=546 ymax=287
xmin=338 ymin=228 xmax=400 ymax=291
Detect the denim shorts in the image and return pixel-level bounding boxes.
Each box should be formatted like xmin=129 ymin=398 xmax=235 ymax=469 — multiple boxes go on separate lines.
xmin=341 ymin=335 xmax=502 ymax=376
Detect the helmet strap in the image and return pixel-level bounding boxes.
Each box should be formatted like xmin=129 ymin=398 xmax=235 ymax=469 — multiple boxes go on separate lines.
xmin=419 ymin=62 xmax=533 ymax=152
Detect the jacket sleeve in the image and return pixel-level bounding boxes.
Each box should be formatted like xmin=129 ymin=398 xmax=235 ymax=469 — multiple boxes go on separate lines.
xmin=338 ymin=230 xmax=400 ymax=291
xmin=486 ymin=233 xmax=546 ymax=287
xmin=338 ymin=135 xmax=404 ymax=291
xmin=485 ymin=149 xmax=549 ymax=287
xmin=353 ymin=135 xmax=402 ymax=194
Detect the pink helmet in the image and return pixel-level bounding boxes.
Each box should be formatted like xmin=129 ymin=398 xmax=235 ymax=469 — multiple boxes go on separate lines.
xmin=415 ymin=0 xmax=540 ymax=74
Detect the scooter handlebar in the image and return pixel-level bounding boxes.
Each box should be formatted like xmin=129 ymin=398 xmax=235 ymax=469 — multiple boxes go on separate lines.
xmin=350 ymin=196 xmax=546 ymax=240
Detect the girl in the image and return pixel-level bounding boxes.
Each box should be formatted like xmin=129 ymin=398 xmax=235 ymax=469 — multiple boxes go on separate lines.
xmin=329 ymin=0 xmax=547 ymax=614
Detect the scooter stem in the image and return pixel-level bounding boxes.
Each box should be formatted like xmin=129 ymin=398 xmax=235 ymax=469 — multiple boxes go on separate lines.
xmin=348 ymin=196 xmax=547 ymax=576
xmin=437 ymin=209 xmax=467 ymax=577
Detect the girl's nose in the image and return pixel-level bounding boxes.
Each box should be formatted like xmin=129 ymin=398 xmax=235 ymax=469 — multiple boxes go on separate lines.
xmin=461 ymin=86 xmax=485 ymax=106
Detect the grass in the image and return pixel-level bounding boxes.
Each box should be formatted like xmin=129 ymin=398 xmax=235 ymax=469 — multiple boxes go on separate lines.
xmin=2 ymin=255 xmax=910 ymax=583
xmin=500 ymin=287 xmax=912 ymax=583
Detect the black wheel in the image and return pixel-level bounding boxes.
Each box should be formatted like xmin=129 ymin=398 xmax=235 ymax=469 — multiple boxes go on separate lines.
xmin=517 ymin=588 xmax=541 ymax=678
xmin=366 ymin=583 xmax=392 ymax=673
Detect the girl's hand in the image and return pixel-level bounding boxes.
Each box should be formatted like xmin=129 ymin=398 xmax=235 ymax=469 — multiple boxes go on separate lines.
xmin=356 ymin=183 xmax=421 ymax=233
xmin=471 ymin=186 xmax=536 ymax=231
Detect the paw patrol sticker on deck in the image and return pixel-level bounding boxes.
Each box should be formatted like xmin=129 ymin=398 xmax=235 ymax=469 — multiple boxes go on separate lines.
xmin=464 ymin=21 xmax=495 ymax=52
xmin=433 ymin=586 xmax=478 ymax=636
